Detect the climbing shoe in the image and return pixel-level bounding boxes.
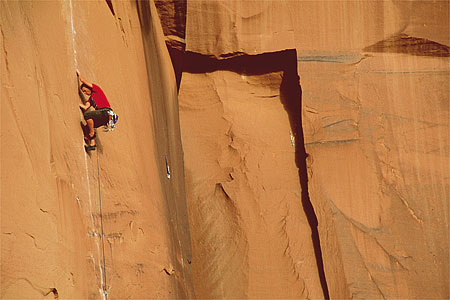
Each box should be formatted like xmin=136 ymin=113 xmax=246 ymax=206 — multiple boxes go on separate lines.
xmin=85 ymin=145 xmax=97 ymax=152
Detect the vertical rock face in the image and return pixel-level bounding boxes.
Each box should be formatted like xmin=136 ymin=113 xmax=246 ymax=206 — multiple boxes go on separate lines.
xmin=179 ymin=52 xmax=324 ymax=299
xmin=1 ymin=0 xmax=193 ymax=298
xmin=302 ymin=54 xmax=449 ymax=299
xmin=2 ymin=0 xmax=448 ymax=299
xmin=177 ymin=3 xmax=328 ymax=297
xmin=297 ymin=2 xmax=449 ymax=299
xmin=185 ymin=1 xmax=295 ymax=56
xmin=161 ymin=0 xmax=449 ymax=298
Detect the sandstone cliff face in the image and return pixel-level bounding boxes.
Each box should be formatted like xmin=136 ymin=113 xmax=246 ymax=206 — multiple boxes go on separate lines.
xmin=2 ymin=0 xmax=449 ymax=299
xmin=2 ymin=1 xmax=193 ymax=298
xmin=179 ymin=53 xmax=324 ymax=299
xmin=161 ymin=0 xmax=449 ymax=299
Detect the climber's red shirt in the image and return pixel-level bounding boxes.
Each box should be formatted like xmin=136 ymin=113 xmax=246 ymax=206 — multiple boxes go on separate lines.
xmin=90 ymin=84 xmax=111 ymax=109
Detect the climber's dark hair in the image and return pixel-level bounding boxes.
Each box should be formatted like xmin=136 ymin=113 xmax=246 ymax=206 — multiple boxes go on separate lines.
xmin=81 ymin=83 xmax=92 ymax=90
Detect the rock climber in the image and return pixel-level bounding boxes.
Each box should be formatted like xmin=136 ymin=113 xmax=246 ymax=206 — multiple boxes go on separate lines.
xmin=77 ymin=71 xmax=113 ymax=151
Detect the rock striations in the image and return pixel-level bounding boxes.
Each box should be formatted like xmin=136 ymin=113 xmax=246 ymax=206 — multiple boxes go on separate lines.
xmin=2 ymin=1 xmax=192 ymax=298
xmin=164 ymin=0 xmax=449 ymax=299
xmin=1 ymin=0 xmax=449 ymax=299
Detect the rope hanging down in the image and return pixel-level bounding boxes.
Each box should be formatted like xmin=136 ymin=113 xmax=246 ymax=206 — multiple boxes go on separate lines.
xmin=97 ymin=149 xmax=108 ymax=298
xmin=68 ymin=1 xmax=108 ymax=296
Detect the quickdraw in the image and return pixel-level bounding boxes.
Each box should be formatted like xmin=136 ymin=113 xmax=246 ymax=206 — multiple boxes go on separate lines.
xmin=104 ymin=109 xmax=118 ymax=132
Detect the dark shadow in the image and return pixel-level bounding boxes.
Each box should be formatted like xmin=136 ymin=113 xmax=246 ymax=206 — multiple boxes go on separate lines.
xmin=154 ymin=0 xmax=186 ymax=37
xmin=80 ymin=121 xmax=89 ymax=138
xmin=279 ymin=50 xmax=330 ymax=300
xmin=136 ymin=2 xmax=194 ymax=297
xmin=105 ymin=0 xmax=115 ymax=16
xmin=173 ymin=0 xmax=186 ymax=37
xmin=45 ymin=288 xmax=59 ymax=299
xmin=183 ymin=50 xmax=330 ymax=299
xmin=167 ymin=42 xmax=185 ymax=91
xmin=364 ymin=33 xmax=449 ymax=57
xmin=77 ymin=76 xmax=89 ymax=147
xmin=154 ymin=0 xmax=187 ymax=91
xmin=183 ymin=50 xmax=290 ymax=75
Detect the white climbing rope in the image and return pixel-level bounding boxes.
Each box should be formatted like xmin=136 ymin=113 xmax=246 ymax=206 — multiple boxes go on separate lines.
xmin=67 ymin=0 xmax=108 ymax=298
xmin=96 ymin=149 xmax=108 ymax=299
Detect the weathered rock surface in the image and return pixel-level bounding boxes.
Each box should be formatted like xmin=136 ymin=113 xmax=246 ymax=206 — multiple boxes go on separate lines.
xmin=1 ymin=0 xmax=193 ymax=298
xmin=173 ymin=0 xmax=449 ymax=299
xmin=179 ymin=52 xmax=324 ymax=299
xmin=2 ymin=0 xmax=448 ymax=299
xmin=302 ymin=53 xmax=449 ymax=299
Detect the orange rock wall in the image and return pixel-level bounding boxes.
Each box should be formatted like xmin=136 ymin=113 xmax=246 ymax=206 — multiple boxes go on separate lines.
xmin=1 ymin=0 xmax=193 ymax=298
xmin=2 ymin=0 xmax=448 ymax=299
xmin=298 ymin=2 xmax=449 ymax=298
xmin=175 ymin=0 xmax=449 ymax=298
xmin=179 ymin=60 xmax=323 ymax=298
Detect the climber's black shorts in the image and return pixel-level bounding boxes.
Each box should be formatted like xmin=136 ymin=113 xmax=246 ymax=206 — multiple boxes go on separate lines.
xmin=84 ymin=108 xmax=110 ymax=128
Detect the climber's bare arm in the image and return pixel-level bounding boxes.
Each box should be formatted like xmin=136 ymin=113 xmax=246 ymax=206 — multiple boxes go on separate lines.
xmin=79 ymin=101 xmax=91 ymax=111
xmin=76 ymin=70 xmax=93 ymax=88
